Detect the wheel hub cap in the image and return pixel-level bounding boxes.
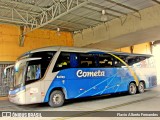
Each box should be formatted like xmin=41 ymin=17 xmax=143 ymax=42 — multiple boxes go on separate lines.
xmin=53 ymin=94 xmax=61 ymax=104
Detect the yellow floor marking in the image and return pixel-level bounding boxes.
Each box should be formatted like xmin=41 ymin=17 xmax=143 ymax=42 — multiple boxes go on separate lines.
xmin=0 ymin=97 xmax=8 ymax=101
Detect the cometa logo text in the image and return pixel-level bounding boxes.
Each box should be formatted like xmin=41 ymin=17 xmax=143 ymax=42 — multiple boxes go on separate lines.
xmin=76 ymin=70 xmax=105 ymax=78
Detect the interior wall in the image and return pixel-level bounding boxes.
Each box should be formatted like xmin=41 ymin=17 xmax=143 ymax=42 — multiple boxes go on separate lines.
xmin=115 ymin=47 xmax=131 ymax=53
xmin=115 ymin=42 xmax=151 ymax=54
xmin=133 ymin=43 xmax=151 ymax=54
xmin=152 ymin=42 xmax=160 ymax=85
xmin=0 ymin=24 xmax=73 ymax=62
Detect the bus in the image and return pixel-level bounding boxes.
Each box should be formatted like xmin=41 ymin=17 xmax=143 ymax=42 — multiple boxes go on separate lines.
xmin=6 ymin=46 xmax=157 ymax=107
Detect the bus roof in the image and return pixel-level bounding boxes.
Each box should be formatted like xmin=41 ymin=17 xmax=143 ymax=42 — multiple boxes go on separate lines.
xmin=18 ymin=46 xmax=152 ymax=59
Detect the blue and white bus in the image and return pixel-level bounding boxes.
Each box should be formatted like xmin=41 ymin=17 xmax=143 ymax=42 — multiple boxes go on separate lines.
xmin=6 ymin=46 xmax=157 ymax=107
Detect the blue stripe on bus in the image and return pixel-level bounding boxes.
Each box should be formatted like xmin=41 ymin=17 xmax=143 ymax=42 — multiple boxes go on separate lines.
xmin=75 ymin=73 xmax=118 ymax=98
xmin=44 ymin=68 xmax=135 ymax=102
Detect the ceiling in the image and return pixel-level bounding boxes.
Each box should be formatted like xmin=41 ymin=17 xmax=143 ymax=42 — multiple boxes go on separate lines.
xmin=85 ymin=25 xmax=160 ymax=49
xmin=0 ymin=0 xmax=159 ymax=33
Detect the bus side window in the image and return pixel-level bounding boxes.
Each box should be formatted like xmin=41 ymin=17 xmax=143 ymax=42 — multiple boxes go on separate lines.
xmin=79 ymin=53 xmax=97 ymax=68
xmin=113 ymin=55 xmax=128 ymax=67
xmin=26 ymin=64 xmax=41 ymax=83
xmin=53 ymin=52 xmax=70 ymax=72
xmin=70 ymin=53 xmax=79 ymax=68
xmin=114 ymin=60 xmax=123 ymax=67
xmin=99 ymin=54 xmax=115 ymax=68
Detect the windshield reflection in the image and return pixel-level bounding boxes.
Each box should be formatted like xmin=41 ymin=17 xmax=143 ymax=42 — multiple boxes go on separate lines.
xmin=14 ymin=61 xmax=26 ymax=88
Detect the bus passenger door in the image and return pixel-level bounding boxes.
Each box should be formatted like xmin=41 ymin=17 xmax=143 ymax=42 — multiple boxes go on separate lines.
xmin=25 ymin=63 xmax=42 ymax=104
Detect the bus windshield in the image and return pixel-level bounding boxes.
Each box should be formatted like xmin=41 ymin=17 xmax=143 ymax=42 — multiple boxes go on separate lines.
xmin=14 ymin=61 xmax=26 ymax=88
xmin=13 ymin=51 xmax=56 ymax=88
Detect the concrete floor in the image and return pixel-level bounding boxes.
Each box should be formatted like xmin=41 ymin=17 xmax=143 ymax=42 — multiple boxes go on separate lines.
xmin=0 ymin=86 xmax=160 ymax=120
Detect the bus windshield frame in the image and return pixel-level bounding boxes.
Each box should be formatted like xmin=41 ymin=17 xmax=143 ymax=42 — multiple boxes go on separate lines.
xmin=13 ymin=58 xmax=42 ymax=89
xmin=13 ymin=51 xmax=56 ymax=89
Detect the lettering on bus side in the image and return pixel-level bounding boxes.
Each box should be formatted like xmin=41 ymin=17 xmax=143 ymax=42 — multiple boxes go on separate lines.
xmin=76 ymin=70 xmax=105 ymax=78
xmin=56 ymin=76 xmax=65 ymax=79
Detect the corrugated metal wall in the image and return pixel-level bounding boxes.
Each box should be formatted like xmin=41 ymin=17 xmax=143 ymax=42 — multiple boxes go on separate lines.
xmin=0 ymin=64 xmax=12 ymax=96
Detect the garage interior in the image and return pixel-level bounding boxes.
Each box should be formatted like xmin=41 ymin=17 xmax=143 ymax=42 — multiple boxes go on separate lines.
xmin=0 ymin=0 xmax=160 ymax=118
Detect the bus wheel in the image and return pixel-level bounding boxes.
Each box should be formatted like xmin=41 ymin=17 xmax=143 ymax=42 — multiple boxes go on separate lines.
xmin=49 ymin=90 xmax=64 ymax=107
xmin=138 ymin=82 xmax=145 ymax=93
xmin=128 ymin=83 xmax=137 ymax=95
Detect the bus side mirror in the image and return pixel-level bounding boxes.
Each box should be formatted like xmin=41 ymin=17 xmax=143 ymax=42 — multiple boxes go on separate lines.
xmin=4 ymin=68 xmax=7 ymax=77
xmin=3 ymin=65 xmax=14 ymax=78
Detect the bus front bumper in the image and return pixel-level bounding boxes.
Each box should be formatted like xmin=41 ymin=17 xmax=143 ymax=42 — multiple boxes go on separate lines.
xmin=8 ymin=90 xmax=26 ymax=105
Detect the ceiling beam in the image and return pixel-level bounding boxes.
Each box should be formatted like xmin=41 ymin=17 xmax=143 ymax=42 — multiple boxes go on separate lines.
xmin=0 ymin=5 xmax=82 ymax=31
xmin=70 ymin=13 xmax=102 ymax=22
xmin=27 ymin=0 xmax=89 ymax=33
xmin=50 ymin=10 xmax=102 ymax=29
xmin=105 ymin=0 xmax=139 ymax=12
xmin=0 ymin=17 xmax=30 ymax=25
xmin=0 ymin=5 xmax=37 ymax=25
xmin=44 ymin=24 xmax=81 ymax=32
xmin=152 ymin=0 xmax=160 ymax=4
xmin=0 ymin=15 xmax=83 ymax=32
xmin=55 ymin=19 xmax=91 ymax=28
xmin=83 ymin=6 xmax=120 ymax=18
xmin=0 ymin=0 xmax=46 ymax=12
xmin=0 ymin=5 xmax=39 ymax=15
xmin=88 ymin=2 xmax=127 ymax=15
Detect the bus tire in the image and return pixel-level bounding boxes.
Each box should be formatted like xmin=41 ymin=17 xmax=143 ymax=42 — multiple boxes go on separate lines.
xmin=138 ymin=82 xmax=145 ymax=93
xmin=128 ymin=83 xmax=137 ymax=95
xmin=48 ymin=90 xmax=65 ymax=107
